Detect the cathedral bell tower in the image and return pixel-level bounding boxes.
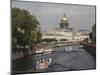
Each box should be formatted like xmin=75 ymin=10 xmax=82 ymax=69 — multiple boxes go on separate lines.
xmin=60 ymin=14 xmax=69 ymax=29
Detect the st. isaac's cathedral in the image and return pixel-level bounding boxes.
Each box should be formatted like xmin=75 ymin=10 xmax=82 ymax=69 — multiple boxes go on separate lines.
xmin=42 ymin=14 xmax=89 ymax=42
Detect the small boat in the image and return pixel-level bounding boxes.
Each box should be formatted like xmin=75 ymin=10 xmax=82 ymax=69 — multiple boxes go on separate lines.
xmin=36 ymin=47 xmax=54 ymax=54
xmin=43 ymin=48 xmax=54 ymax=54
xmin=64 ymin=47 xmax=72 ymax=52
xmin=79 ymin=45 xmax=83 ymax=48
xmin=44 ymin=48 xmax=53 ymax=52
xmin=36 ymin=58 xmax=52 ymax=70
xmin=35 ymin=50 xmax=43 ymax=54
xmin=35 ymin=49 xmax=44 ymax=54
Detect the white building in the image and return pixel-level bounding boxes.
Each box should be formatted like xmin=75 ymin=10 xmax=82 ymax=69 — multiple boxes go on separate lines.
xmin=42 ymin=28 xmax=73 ymax=42
xmin=42 ymin=29 xmax=89 ymax=42
xmin=73 ymin=32 xmax=89 ymax=42
xmin=42 ymin=14 xmax=89 ymax=42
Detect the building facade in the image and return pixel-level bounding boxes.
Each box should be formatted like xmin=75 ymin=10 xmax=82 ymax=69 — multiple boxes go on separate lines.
xmin=42 ymin=14 xmax=89 ymax=42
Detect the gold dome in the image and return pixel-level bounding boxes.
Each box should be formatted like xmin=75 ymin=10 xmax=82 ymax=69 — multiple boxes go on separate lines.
xmin=61 ymin=14 xmax=68 ymax=21
xmin=60 ymin=14 xmax=69 ymax=29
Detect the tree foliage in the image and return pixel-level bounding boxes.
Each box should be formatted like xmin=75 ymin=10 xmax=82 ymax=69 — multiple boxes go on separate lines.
xmin=89 ymin=24 xmax=96 ymax=44
xmin=42 ymin=38 xmax=58 ymax=43
xmin=59 ymin=39 xmax=67 ymax=42
xmin=12 ymin=8 xmax=42 ymax=51
xmin=89 ymin=32 xmax=93 ymax=40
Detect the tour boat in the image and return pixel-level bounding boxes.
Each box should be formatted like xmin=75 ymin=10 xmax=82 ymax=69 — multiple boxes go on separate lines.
xmin=36 ymin=58 xmax=52 ymax=70
xmin=43 ymin=48 xmax=54 ymax=54
xmin=65 ymin=47 xmax=72 ymax=52
xmin=35 ymin=50 xmax=43 ymax=54
xmin=35 ymin=47 xmax=54 ymax=54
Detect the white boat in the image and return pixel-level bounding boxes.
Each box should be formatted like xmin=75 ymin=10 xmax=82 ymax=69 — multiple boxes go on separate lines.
xmin=79 ymin=45 xmax=83 ymax=48
xmin=35 ymin=49 xmax=44 ymax=54
xmin=35 ymin=50 xmax=43 ymax=54
xmin=65 ymin=47 xmax=72 ymax=52
xmin=36 ymin=62 xmax=48 ymax=70
xmin=44 ymin=48 xmax=53 ymax=52
xmin=36 ymin=58 xmax=52 ymax=70
xmin=36 ymin=47 xmax=54 ymax=54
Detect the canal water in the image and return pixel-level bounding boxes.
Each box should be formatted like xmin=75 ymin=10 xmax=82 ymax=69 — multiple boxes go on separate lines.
xmin=12 ymin=44 xmax=96 ymax=73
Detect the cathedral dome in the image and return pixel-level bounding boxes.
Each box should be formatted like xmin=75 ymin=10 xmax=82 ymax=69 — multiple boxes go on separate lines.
xmin=60 ymin=14 xmax=69 ymax=29
xmin=61 ymin=14 xmax=68 ymax=21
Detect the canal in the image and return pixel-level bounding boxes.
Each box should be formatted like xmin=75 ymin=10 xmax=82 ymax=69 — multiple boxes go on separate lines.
xmin=12 ymin=44 xmax=96 ymax=74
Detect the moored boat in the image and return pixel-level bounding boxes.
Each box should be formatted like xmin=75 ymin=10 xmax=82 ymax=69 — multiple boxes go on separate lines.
xmin=35 ymin=50 xmax=43 ymax=54
xmin=64 ymin=46 xmax=72 ymax=52
xmin=36 ymin=58 xmax=52 ymax=70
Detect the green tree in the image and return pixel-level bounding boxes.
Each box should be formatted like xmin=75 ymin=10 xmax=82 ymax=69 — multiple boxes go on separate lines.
xmin=60 ymin=39 xmax=67 ymax=42
xmin=89 ymin=24 xmax=96 ymax=44
xmin=12 ymin=8 xmax=42 ymax=52
xmin=89 ymin=32 xmax=93 ymax=40
xmin=36 ymin=30 xmax=42 ymax=43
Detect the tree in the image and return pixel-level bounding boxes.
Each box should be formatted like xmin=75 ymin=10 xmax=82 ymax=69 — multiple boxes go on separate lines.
xmin=41 ymin=38 xmax=58 ymax=43
xmin=12 ymin=8 xmax=42 ymax=52
xmin=92 ymin=24 xmax=96 ymax=44
xmin=89 ymin=24 xmax=96 ymax=44
xmin=60 ymin=39 xmax=67 ymax=42
xmin=89 ymin=32 xmax=93 ymax=40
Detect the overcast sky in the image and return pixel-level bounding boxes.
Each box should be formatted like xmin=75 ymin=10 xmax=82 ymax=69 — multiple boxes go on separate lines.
xmin=12 ymin=1 xmax=96 ymax=32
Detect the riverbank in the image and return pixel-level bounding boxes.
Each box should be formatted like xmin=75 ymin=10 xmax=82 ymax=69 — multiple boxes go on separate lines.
xmin=12 ymin=49 xmax=36 ymax=60
xmin=12 ymin=42 xmax=79 ymax=60
xmin=80 ymin=42 xmax=96 ymax=57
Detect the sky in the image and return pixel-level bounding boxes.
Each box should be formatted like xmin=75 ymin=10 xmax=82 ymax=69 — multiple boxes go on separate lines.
xmin=12 ymin=1 xmax=96 ymax=32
